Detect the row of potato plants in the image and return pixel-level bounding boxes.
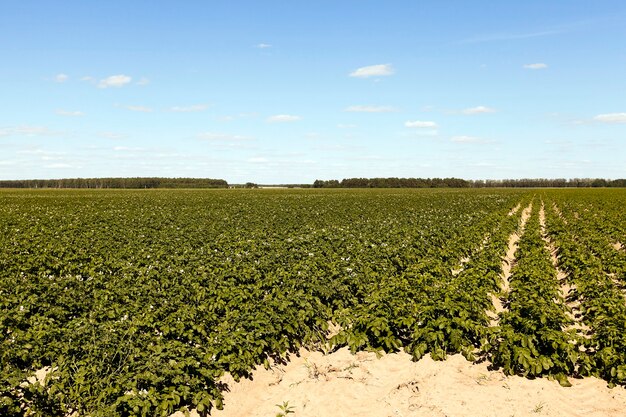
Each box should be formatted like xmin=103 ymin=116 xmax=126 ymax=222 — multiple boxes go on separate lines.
xmin=330 ymin=195 xmax=528 ymax=362
xmin=547 ymin=190 xmax=626 ymax=286
xmin=0 ymin=189 xmax=527 ymax=416
xmin=487 ymin=203 xmax=581 ymax=386
xmin=544 ymin=191 xmax=626 ymax=386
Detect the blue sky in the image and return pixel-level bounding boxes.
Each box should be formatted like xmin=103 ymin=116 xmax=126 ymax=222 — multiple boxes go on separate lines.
xmin=1 ymin=1 xmax=625 ymax=183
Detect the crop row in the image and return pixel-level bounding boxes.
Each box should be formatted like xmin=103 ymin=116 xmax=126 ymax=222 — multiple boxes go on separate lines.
xmin=544 ymin=192 xmax=626 ymax=386
xmin=487 ymin=202 xmax=580 ymax=386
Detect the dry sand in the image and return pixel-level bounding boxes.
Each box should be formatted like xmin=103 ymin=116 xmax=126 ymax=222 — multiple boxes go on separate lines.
xmin=189 ymin=347 xmax=626 ymax=417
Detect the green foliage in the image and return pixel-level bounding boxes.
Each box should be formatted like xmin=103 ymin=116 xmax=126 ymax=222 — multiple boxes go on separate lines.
xmin=543 ymin=189 xmax=626 ymax=386
xmin=275 ymin=401 xmax=295 ymax=417
xmin=2 ymin=188 xmax=626 ymax=415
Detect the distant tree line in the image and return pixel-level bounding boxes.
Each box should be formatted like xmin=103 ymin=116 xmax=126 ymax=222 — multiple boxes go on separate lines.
xmin=313 ymin=177 xmax=471 ymax=188
xmin=313 ymin=177 xmax=626 ymax=188
xmin=469 ymin=178 xmax=626 ymax=188
xmin=0 ymin=177 xmax=228 ymax=189
xmin=2 ymin=177 xmax=625 ymax=189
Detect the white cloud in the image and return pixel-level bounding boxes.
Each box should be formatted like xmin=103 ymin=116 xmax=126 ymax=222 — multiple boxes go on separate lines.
xmin=98 ymin=74 xmax=132 ymax=88
xmin=54 ymin=73 xmax=68 ymax=83
xmin=462 ymin=106 xmax=496 ymax=115
xmin=337 ymin=124 xmax=357 ymax=129
xmin=0 ymin=126 xmax=60 ymax=137
xmin=113 ymin=146 xmax=144 ymax=151
xmin=267 ymin=114 xmax=301 ymax=122
xmin=523 ymin=63 xmax=548 ymax=70
xmin=80 ymin=76 xmax=94 ymax=82
xmin=349 ymin=64 xmax=394 ymax=78
xmin=248 ymin=157 xmax=269 ymax=163
xmin=451 ymin=135 xmax=479 ymax=143
xmin=405 ymin=120 xmax=437 ymax=128
xmin=126 ymin=105 xmax=153 ymax=113
xmin=17 ymin=148 xmax=66 ymax=156
xmin=44 ymin=163 xmax=73 ymax=169
xmin=216 ymin=112 xmax=258 ymax=122
xmin=169 ymin=104 xmax=209 ymax=112
xmin=593 ymin=113 xmax=626 ymax=124
xmin=256 ymin=43 xmax=272 ymax=49
xmin=344 ymin=105 xmax=396 ymax=113
xmin=136 ymin=77 xmax=150 ymax=86
xmin=451 ymin=135 xmax=492 ymax=144
xmin=56 ymin=109 xmax=84 ymax=117
xmin=197 ymin=132 xmax=252 ymax=141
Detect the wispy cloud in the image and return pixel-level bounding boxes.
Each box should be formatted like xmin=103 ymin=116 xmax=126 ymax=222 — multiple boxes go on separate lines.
xmin=256 ymin=43 xmax=272 ymax=49
xmin=523 ymin=63 xmax=548 ymax=70
xmin=45 ymin=163 xmax=73 ymax=169
xmin=113 ymin=146 xmax=145 ymax=151
xmin=337 ymin=124 xmax=357 ymax=129
xmin=267 ymin=114 xmax=301 ymax=122
xmin=17 ymin=148 xmax=67 ymax=157
xmin=349 ymin=64 xmax=394 ymax=78
xmin=462 ymin=106 xmax=496 ymax=115
xmin=405 ymin=120 xmax=437 ymax=128
xmin=248 ymin=156 xmax=269 ymax=163
xmin=197 ymin=132 xmax=253 ymax=142
xmin=136 ymin=77 xmax=150 ymax=86
xmin=451 ymin=135 xmax=493 ymax=144
xmin=0 ymin=126 xmax=61 ymax=137
xmin=169 ymin=104 xmax=209 ymax=112
xmin=460 ymin=29 xmax=562 ymax=44
xmin=56 ymin=109 xmax=84 ymax=117
xmin=125 ymin=105 xmax=153 ymax=113
xmin=344 ymin=105 xmax=397 ymax=113
xmin=594 ymin=113 xmax=626 ymax=124
xmin=54 ymin=73 xmax=69 ymax=83
xmin=98 ymin=74 xmax=132 ymax=88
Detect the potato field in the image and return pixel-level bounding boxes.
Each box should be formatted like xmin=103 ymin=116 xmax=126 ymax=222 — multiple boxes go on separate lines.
xmin=1 ymin=188 xmax=625 ymax=416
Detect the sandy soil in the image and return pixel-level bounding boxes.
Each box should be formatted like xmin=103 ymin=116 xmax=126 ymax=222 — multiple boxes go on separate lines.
xmin=183 ymin=347 xmax=626 ymax=417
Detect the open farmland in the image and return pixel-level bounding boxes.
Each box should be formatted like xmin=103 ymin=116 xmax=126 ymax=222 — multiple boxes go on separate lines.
xmin=1 ymin=188 xmax=626 ymax=416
